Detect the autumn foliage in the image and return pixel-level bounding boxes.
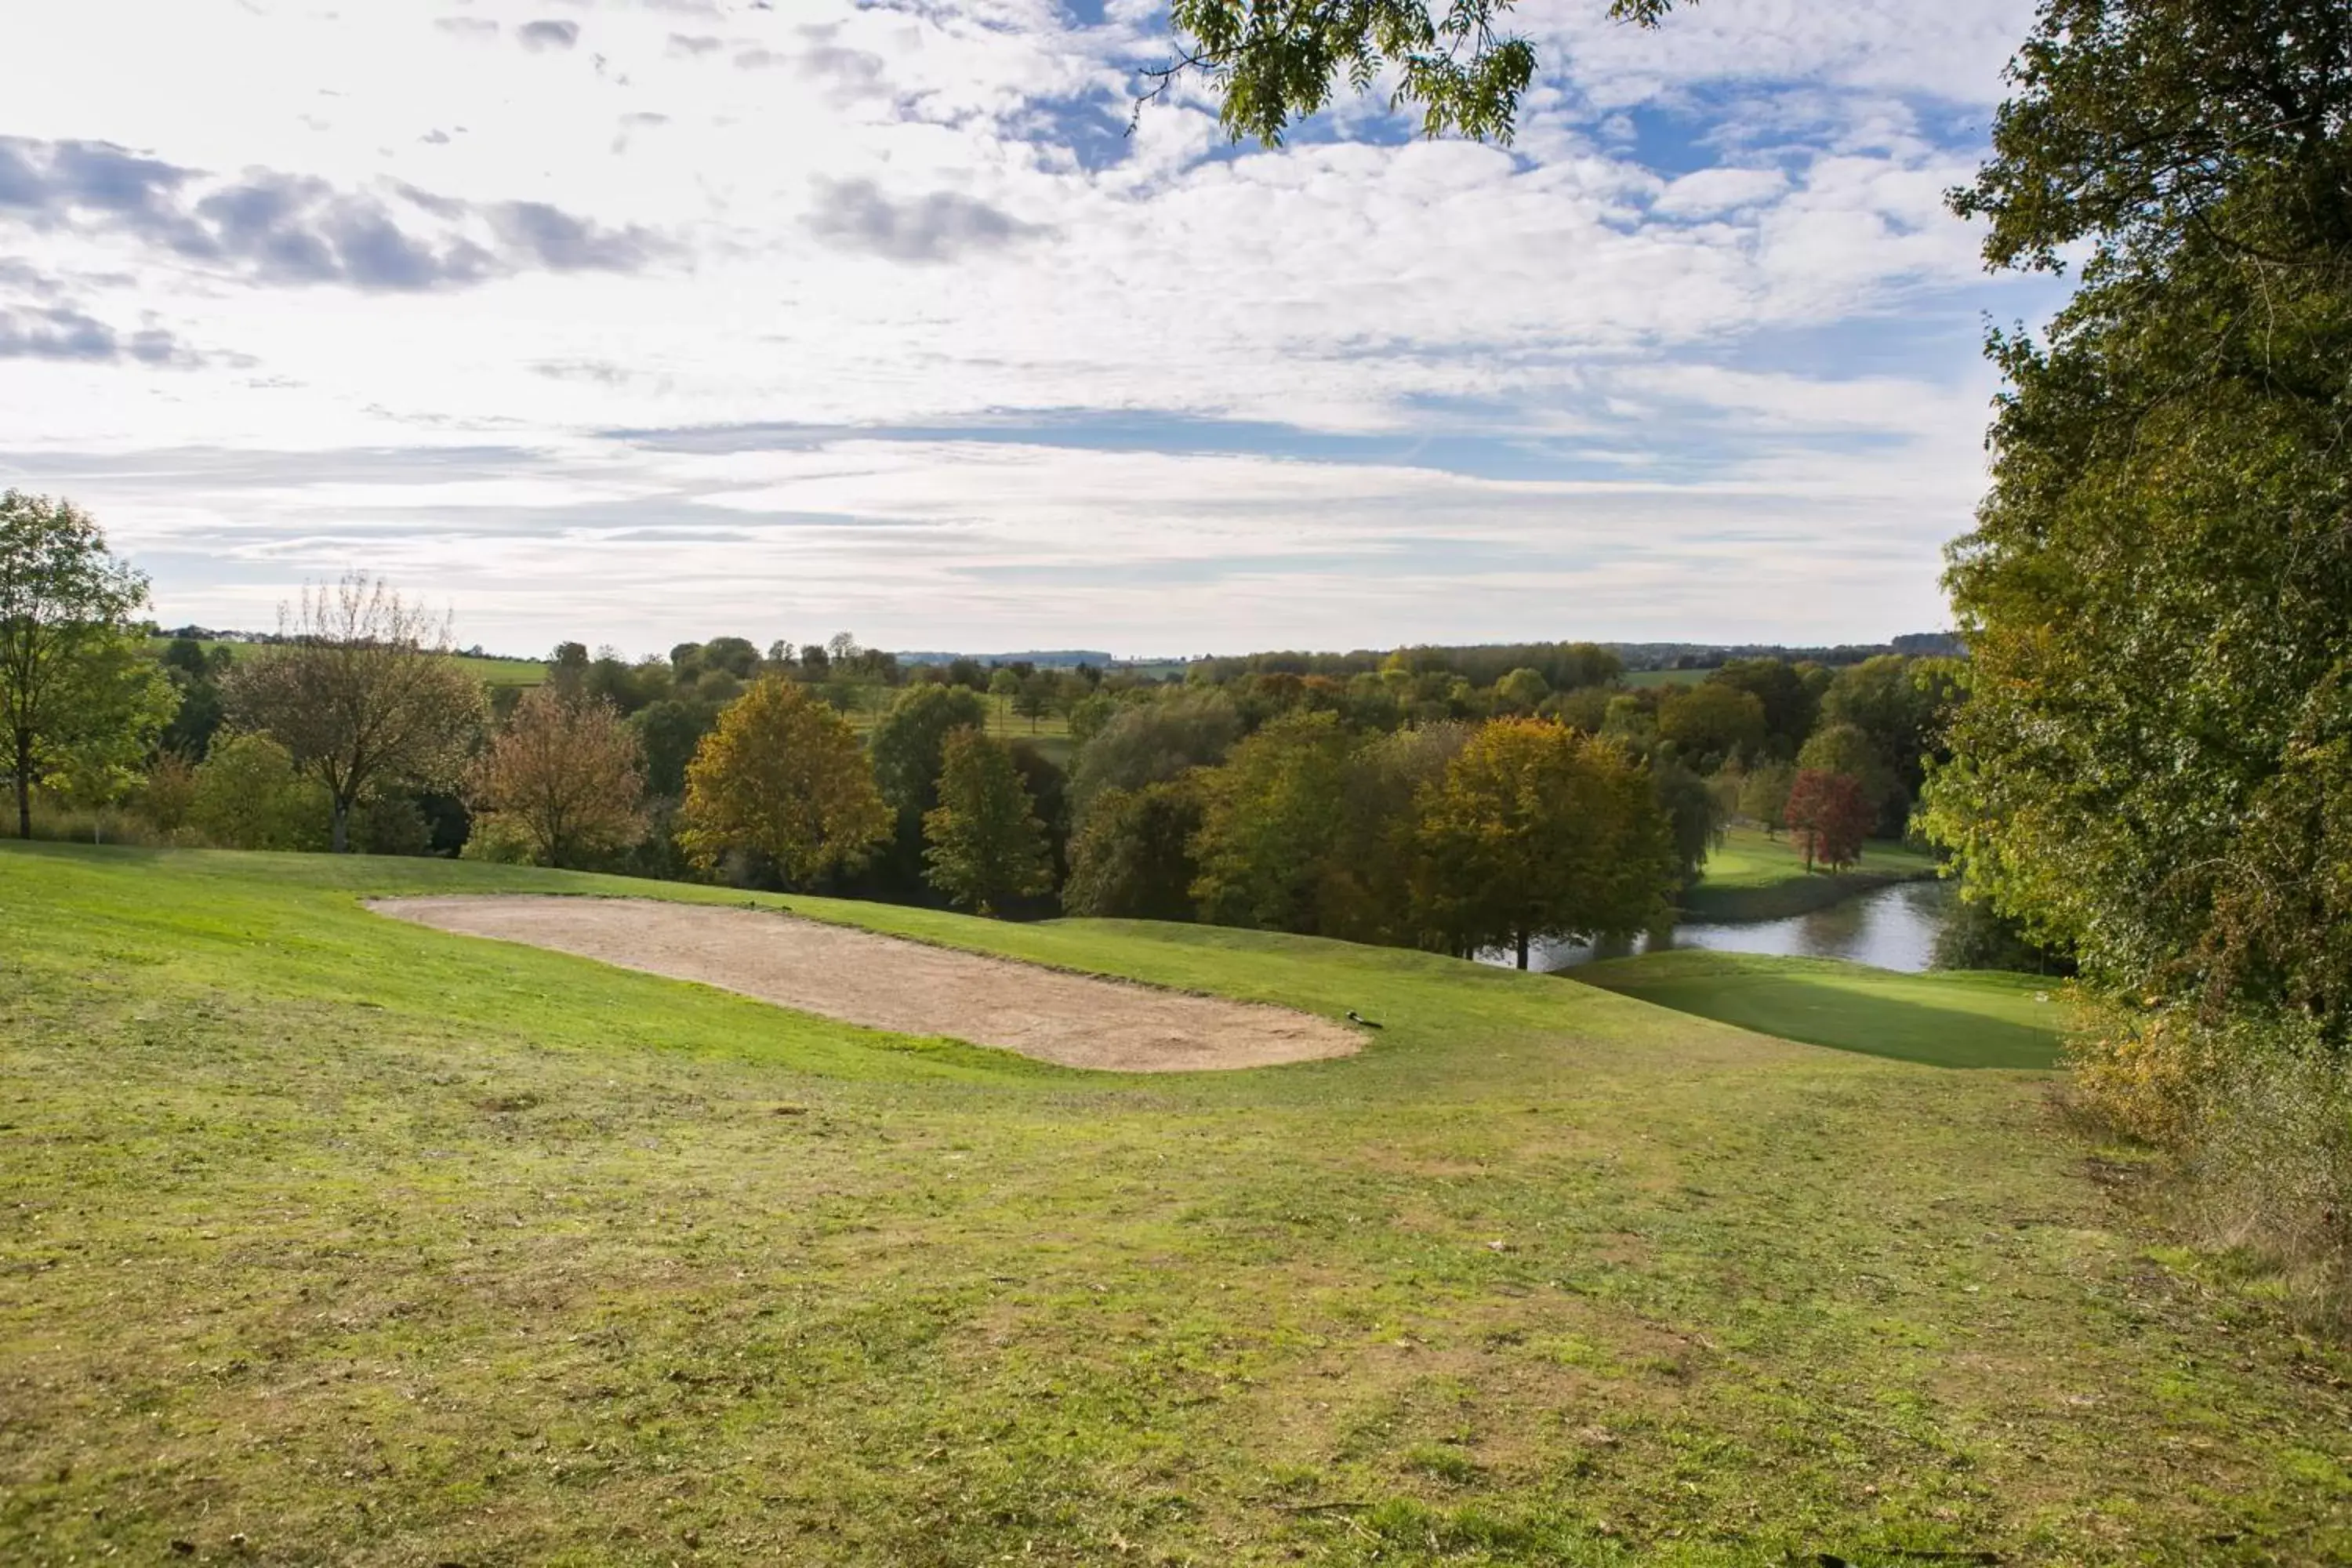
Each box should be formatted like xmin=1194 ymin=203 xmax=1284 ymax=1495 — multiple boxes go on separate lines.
xmin=468 ymin=687 xmax=648 ymax=868
xmin=677 ymin=677 xmax=890 ymax=884
xmin=1784 ymin=768 xmax=1870 ymax=873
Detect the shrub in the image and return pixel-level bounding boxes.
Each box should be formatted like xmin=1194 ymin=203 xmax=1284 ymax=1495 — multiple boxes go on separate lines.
xmin=2071 ymin=1006 xmax=2352 ymax=1326
xmin=187 ymin=732 xmax=330 ymax=851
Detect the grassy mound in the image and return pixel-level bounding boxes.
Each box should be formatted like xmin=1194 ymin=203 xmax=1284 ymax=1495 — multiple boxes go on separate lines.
xmin=4 ymin=843 xmax=2348 ymax=1565
xmin=1679 ymin=826 xmax=1938 ymax=923
xmin=1572 ymin=949 xmax=2066 ymax=1070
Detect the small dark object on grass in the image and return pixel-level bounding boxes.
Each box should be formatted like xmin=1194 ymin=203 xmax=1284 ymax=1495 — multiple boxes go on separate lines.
xmin=1345 ymin=1010 xmax=1383 ymax=1029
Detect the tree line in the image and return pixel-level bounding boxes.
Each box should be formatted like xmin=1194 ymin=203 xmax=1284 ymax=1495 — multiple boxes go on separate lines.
xmin=5 ymin=488 xmax=1959 ymax=974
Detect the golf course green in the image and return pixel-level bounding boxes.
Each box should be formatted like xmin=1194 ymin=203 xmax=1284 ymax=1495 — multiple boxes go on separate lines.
xmin=1573 ymin=950 xmax=2066 ymax=1070
xmin=4 ymin=843 xmax=2347 ymax=1565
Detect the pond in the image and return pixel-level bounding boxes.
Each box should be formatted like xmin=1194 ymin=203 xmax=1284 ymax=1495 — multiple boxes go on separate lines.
xmin=1486 ymin=878 xmax=1958 ymax=976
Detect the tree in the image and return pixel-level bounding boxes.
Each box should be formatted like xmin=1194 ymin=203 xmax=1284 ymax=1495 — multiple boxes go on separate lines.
xmin=1153 ymin=0 xmax=1679 ymax=145
xmin=140 ymin=750 xmax=199 ymax=836
xmin=987 ymin=666 xmax=1020 ymax=720
xmin=633 ymin=699 xmax=716 ymax=798
xmin=1785 ymin=770 xmax=1870 ymax=874
xmin=158 ymin=637 xmax=232 ymax=759
xmin=1796 ymin=720 xmax=1905 ymax=837
xmin=1414 ymin=719 xmax=1677 ymax=969
xmin=1926 ymin=0 xmax=2352 ymax=1034
xmin=1650 ymin=752 xmax=1722 ymax=885
xmin=1063 ymin=779 xmax=1205 ymax=920
xmin=871 ymin=684 xmax=992 ymax=821
xmin=227 ymin=575 xmax=486 ymax=853
xmin=1189 ymin=710 xmax=1355 ymax=933
xmin=0 ymin=492 xmax=174 ymax=839
xmin=469 ymin=687 xmax=649 ymax=868
xmin=1493 ymin=666 xmax=1549 ymax=714
xmin=1820 ymin=655 xmax=1963 ymax=801
xmin=1069 ymin=689 xmax=1242 ymax=816
xmin=1008 ymin=739 xmax=1072 ymax=886
xmin=1704 ymin=659 xmax=1820 ymax=760
xmin=1739 ymin=760 xmax=1796 ymax=837
xmin=1319 ymin=720 xmax=1471 ymax=947
xmin=187 ymin=731 xmax=331 ymax=851
xmin=677 ymin=677 xmax=890 ymax=884
xmin=922 ymin=728 xmax=1052 ymax=915
xmin=1657 ymin=681 xmax=1767 ymax=773
xmin=1011 ymin=672 xmax=1055 ymax=733
xmin=1066 ymin=691 xmax=1120 ymax=746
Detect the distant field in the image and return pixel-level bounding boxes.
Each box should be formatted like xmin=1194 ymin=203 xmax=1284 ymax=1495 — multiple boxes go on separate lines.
xmin=840 ymin=693 xmax=1075 ymax=753
xmin=1682 ymin=825 xmax=1940 ymax=920
xmin=1573 ymin=949 xmax=2066 ymax=1070
xmin=5 ymin=841 xmax=2349 ymax=1564
xmin=1619 ymin=667 xmax=1709 ymax=689
xmin=154 ymin=637 xmax=549 ymax=688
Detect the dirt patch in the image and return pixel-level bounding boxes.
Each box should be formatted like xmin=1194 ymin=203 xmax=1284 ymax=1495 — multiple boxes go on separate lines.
xmin=369 ymin=895 xmax=1363 ymax=1073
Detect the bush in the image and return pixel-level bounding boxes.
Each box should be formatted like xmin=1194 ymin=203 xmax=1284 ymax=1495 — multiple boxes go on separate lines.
xmin=187 ymin=732 xmax=330 ymax=851
xmin=2071 ymin=1007 xmax=2352 ymax=1326
xmin=2185 ymin=1017 xmax=2352 ymax=1306
xmin=1933 ymin=891 xmax=2075 ymax=975
xmin=354 ymin=793 xmax=434 ymax=856
xmin=459 ymin=812 xmax=537 ymax=865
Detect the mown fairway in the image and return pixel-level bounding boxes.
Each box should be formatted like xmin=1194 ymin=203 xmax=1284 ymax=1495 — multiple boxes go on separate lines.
xmin=4 ymin=845 xmax=2349 ymax=1566
xmin=1573 ymin=951 xmax=2065 ymax=1071
xmin=1679 ymin=827 xmax=1939 ymax=922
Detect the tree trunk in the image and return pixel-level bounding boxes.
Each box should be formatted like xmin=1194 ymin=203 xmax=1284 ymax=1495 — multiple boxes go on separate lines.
xmin=332 ymin=796 xmax=351 ymax=854
xmin=1515 ymin=930 xmax=1530 ymax=971
xmin=14 ymin=770 xmax=27 ymax=840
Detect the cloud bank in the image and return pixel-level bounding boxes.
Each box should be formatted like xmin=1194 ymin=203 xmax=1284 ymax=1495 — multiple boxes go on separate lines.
xmin=0 ymin=0 xmax=2049 ymax=655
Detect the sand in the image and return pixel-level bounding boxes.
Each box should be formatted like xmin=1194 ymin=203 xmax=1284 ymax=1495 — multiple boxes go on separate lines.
xmin=368 ymin=895 xmax=1363 ymax=1073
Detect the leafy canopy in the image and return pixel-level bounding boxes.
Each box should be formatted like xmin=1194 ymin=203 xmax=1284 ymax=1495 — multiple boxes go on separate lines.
xmin=0 ymin=491 xmax=172 ymax=839
xmin=1414 ymin=718 xmax=1676 ymax=967
xmin=227 ymin=574 xmax=486 ymax=853
xmin=1924 ymin=0 xmax=2352 ymax=1031
xmin=1156 ymin=0 xmax=1682 ymax=145
xmin=678 ymin=677 xmax=891 ymax=885
xmin=922 ymin=727 xmax=1053 ymax=916
xmin=470 ymin=688 xmax=649 ymax=869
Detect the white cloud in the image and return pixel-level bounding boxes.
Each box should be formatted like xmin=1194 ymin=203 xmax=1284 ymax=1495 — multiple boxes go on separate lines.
xmin=0 ymin=0 xmax=2047 ymax=652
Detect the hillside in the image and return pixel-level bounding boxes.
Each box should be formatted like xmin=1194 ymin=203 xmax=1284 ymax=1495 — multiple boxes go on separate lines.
xmin=3 ymin=844 xmax=2347 ymax=1564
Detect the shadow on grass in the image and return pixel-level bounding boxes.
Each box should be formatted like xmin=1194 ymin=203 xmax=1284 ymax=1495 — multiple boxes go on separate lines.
xmin=1573 ymin=959 xmax=2062 ymax=1070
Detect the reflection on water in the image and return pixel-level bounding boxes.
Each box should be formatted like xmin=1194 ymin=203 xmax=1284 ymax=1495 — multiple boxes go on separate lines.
xmin=1485 ymin=879 xmax=1957 ymax=975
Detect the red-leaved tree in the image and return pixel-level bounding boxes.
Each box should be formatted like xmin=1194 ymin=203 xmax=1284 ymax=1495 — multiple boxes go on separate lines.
xmin=1785 ymin=769 xmax=1871 ymax=873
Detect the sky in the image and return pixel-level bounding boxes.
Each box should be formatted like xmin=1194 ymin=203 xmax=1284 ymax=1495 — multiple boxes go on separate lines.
xmin=0 ymin=0 xmax=2056 ymax=659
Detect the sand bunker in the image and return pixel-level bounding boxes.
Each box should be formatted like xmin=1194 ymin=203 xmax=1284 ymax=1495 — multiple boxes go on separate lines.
xmin=369 ymin=895 xmax=1362 ymax=1073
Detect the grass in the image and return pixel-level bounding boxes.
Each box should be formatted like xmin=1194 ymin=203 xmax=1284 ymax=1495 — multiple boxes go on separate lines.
xmin=838 ymin=693 xmax=1076 ymax=765
xmin=5 ymin=843 xmax=2351 ymax=1565
xmin=1681 ymin=826 xmax=1940 ymax=922
xmin=152 ymin=638 xmax=550 ymax=688
xmin=1619 ymin=670 xmax=1708 ymax=689
xmin=1572 ymin=950 xmax=2067 ymax=1071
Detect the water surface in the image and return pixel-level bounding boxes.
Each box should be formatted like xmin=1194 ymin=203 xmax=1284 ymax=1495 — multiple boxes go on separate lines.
xmin=1486 ymin=879 xmax=1958 ymax=975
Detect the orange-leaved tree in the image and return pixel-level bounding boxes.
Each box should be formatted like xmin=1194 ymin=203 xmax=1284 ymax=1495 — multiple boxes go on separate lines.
xmin=469 ymin=685 xmax=648 ymax=868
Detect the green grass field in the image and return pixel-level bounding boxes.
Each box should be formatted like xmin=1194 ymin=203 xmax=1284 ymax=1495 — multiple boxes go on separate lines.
xmin=1681 ymin=826 xmax=1940 ymax=922
xmin=154 ymin=638 xmax=550 ymax=688
xmin=839 ymin=694 xmax=1076 ymax=764
xmin=5 ymin=844 xmax=2349 ymax=1565
xmin=1573 ymin=950 xmax=2065 ymax=1070
xmin=1619 ymin=669 xmax=1708 ymax=690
